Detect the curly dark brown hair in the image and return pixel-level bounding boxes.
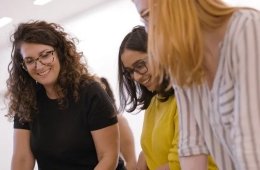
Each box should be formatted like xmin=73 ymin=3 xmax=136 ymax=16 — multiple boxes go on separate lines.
xmin=5 ymin=20 xmax=94 ymax=121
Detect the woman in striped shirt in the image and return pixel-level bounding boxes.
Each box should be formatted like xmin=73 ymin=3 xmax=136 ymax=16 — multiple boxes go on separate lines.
xmin=146 ymin=0 xmax=260 ymax=169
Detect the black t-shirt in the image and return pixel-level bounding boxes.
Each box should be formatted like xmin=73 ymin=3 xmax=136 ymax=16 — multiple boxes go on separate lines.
xmin=14 ymin=82 xmax=123 ymax=170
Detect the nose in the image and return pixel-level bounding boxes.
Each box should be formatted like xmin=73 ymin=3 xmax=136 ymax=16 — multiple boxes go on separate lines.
xmin=34 ymin=59 xmax=44 ymax=69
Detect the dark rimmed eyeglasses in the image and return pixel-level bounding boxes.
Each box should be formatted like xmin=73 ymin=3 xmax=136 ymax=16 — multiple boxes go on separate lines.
xmin=123 ymin=60 xmax=148 ymax=80
xmin=21 ymin=49 xmax=55 ymax=70
xmin=140 ymin=8 xmax=150 ymax=24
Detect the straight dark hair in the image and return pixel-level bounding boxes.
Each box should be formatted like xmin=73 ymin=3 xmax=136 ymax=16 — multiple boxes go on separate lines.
xmin=118 ymin=26 xmax=174 ymax=113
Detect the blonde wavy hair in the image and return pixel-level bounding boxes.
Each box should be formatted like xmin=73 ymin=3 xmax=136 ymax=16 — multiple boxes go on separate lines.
xmin=148 ymin=0 xmax=235 ymax=86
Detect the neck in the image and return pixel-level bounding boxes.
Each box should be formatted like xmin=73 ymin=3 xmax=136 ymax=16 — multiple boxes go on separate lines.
xmin=202 ymin=14 xmax=231 ymax=51
xmin=201 ymin=17 xmax=231 ymax=88
xmin=44 ymin=85 xmax=58 ymax=99
xmin=204 ymin=24 xmax=226 ymax=49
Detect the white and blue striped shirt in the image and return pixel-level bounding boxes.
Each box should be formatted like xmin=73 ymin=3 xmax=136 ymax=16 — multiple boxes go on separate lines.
xmin=175 ymin=9 xmax=260 ymax=170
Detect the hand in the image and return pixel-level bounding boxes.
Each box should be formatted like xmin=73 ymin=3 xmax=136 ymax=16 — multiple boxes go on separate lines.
xmin=125 ymin=162 xmax=136 ymax=170
xmin=136 ymin=151 xmax=148 ymax=170
xmin=156 ymin=164 xmax=170 ymax=170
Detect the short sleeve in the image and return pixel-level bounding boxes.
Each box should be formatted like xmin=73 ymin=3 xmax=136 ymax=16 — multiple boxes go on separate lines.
xmin=13 ymin=115 xmax=30 ymax=130
xmin=233 ymin=11 xmax=260 ymax=169
xmin=173 ymin=85 xmax=209 ymax=156
xmin=84 ymin=82 xmax=118 ymax=131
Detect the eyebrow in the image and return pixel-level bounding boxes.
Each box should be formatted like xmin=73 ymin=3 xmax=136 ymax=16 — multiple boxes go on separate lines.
xmin=24 ymin=49 xmax=51 ymax=59
xmin=124 ymin=59 xmax=145 ymax=70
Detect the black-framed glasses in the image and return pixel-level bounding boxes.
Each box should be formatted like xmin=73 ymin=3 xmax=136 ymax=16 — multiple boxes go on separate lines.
xmin=123 ymin=60 xmax=148 ymax=79
xmin=22 ymin=50 xmax=55 ymax=70
xmin=140 ymin=8 xmax=150 ymax=24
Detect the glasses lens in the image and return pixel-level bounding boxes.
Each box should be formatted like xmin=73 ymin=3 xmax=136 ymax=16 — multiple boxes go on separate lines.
xmin=141 ymin=9 xmax=149 ymax=23
xmin=23 ymin=50 xmax=54 ymax=70
xmin=39 ymin=50 xmax=54 ymax=65
xmin=123 ymin=60 xmax=148 ymax=80
xmin=135 ymin=62 xmax=148 ymax=74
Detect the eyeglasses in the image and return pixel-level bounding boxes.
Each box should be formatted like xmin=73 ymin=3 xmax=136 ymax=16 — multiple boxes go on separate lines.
xmin=123 ymin=60 xmax=148 ymax=79
xmin=140 ymin=8 xmax=150 ymax=24
xmin=22 ymin=50 xmax=55 ymax=70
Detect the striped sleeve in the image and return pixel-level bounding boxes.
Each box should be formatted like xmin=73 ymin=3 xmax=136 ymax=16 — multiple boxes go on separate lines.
xmin=174 ymin=86 xmax=209 ymax=156
xmin=234 ymin=12 xmax=260 ymax=170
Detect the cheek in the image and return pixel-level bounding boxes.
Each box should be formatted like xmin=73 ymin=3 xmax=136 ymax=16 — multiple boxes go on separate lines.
xmin=27 ymin=70 xmax=35 ymax=78
xmin=120 ymin=56 xmax=129 ymax=68
xmin=53 ymin=58 xmax=61 ymax=71
xmin=54 ymin=63 xmax=61 ymax=76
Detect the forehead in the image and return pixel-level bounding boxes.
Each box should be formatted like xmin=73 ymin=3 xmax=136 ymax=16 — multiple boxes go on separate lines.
xmin=20 ymin=43 xmax=52 ymax=59
xmin=133 ymin=0 xmax=148 ymax=14
xmin=121 ymin=49 xmax=147 ymax=68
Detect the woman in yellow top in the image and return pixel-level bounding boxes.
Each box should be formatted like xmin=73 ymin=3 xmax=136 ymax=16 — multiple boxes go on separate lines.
xmin=117 ymin=25 xmax=217 ymax=170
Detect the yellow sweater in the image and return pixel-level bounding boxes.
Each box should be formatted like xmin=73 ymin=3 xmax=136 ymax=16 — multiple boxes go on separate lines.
xmin=141 ymin=96 xmax=218 ymax=170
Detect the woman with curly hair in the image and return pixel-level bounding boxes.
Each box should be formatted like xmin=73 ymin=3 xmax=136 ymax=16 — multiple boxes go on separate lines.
xmin=6 ymin=20 xmax=121 ymax=170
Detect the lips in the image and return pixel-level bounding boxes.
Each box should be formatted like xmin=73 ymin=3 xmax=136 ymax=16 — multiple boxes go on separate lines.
xmin=37 ymin=68 xmax=51 ymax=76
xmin=141 ymin=76 xmax=151 ymax=87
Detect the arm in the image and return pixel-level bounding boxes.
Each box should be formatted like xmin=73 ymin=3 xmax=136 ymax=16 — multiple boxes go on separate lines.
xmin=92 ymin=123 xmax=120 ymax=170
xmin=156 ymin=163 xmax=170 ymax=170
xmin=234 ymin=15 xmax=260 ymax=169
xmin=174 ymin=87 xmax=208 ymax=170
xmin=11 ymin=129 xmax=35 ymax=170
xmin=136 ymin=151 xmax=148 ymax=170
xmin=180 ymin=155 xmax=208 ymax=170
xmin=117 ymin=114 xmax=137 ymax=170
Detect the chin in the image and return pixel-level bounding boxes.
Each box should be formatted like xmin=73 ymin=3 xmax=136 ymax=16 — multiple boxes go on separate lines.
xmin=40 ymin=81 xmax=56 ymax=87
xmin=147 ymin=86 xmax=155 ymax=92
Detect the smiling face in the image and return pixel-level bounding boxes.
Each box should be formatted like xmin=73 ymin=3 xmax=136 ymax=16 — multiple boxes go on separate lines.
xmin=121 ymin=49 xmax=157 ymax=91
xmin=20 ymin=43 xmax=60 ymax=90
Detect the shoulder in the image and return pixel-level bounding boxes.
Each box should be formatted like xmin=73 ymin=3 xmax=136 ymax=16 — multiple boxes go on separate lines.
xmin=79 ymin=80 xmax=104 ymax=96
xmin=230 ymin=9 xmax=260 ymax=33
xmin=235 ymin=8 xmax=260 ymax=20
xmin=78 ymin=80 xmax=114 ymax=108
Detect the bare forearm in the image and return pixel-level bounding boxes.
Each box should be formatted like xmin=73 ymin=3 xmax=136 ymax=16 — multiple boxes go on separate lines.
xmin=94 ymin=156 xmax=118 ymax=170
xmin=136 ymin=151 xmax=148 ymax=170
xmin=121 ymin=147 xmax=137 ymax=170
xmin=118 ymin=115 xmax=137 ymax=169
xmin=180 ymin=154 xmax=208 ymax=170
xmin=11 ymin=157 xmax=35 ymax=170
xmin=156 ymin=163 xmax=170 ymax=170
xmin=125 ymin=159 xmax=137 ymax=170
xmin=92 ymin=124 xmax=120 ymax=170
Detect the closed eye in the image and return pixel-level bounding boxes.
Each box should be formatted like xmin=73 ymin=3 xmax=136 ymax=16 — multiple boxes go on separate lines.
xmin=40 ymin=50 xmax=53 ymax=59
xmin=24 ymin=58 xmax=34 ymax=64
xmin=135 ymin=62 xmax=145 ymax=69
xmin=133 ymin=60 xmax=146 ymax=68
